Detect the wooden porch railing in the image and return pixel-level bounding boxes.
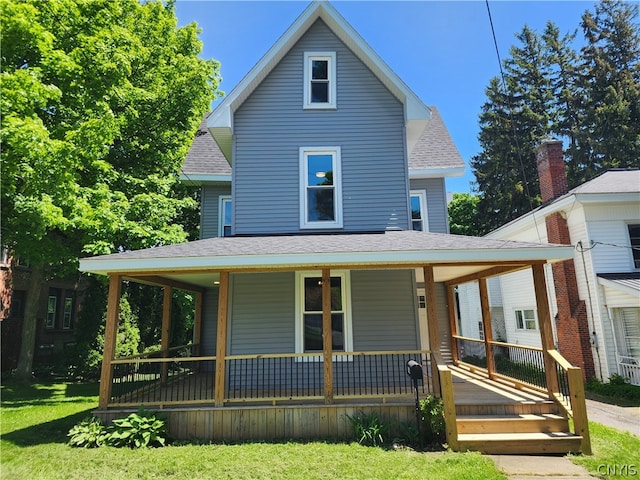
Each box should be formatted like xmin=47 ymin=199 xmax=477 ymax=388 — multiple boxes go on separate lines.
xmin=549 ymin=349 xmax=591 ymax=455
xmin=106 ymin=349 xmax=433 ymax=407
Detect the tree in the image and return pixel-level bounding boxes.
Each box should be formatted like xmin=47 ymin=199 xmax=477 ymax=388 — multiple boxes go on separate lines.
xmin=448 ymin=193 xmax=481 ymax=237
xmin=0 ymin=0 xmax=221 ymax=379
xmin=570 ymin=0 xmax=640 ymax=186
xmin=470 ymin=26 xmax=553 ymax=233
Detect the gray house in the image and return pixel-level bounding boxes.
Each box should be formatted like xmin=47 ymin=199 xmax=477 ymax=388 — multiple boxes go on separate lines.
xmin=80 ymin=1 xmax=590 ymax=454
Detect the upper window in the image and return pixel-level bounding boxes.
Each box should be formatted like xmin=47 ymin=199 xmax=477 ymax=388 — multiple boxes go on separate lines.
xmin=295 ymin=271 xmax=352 ymax=355
xmin=410 ymin=190 xmax=428 ymax=232
xmin=628 ymin=224 xmax=640 ymax=269
xmin=45 ymin=295 xmax=57 ymax=329
xmin=300 ymin=147 xmax=343 ymax=229
xmin=303 ymin=52 xmax=336 ymax=109
xmin=515 ymin=308 xmax=537 ymax=331
xmin=219 ymin=196 xmax=232 ymax=237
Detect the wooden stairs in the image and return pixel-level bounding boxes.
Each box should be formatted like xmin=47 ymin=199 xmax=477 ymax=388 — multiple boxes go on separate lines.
xmin=451 ymin=367 xmax=583 ymax=454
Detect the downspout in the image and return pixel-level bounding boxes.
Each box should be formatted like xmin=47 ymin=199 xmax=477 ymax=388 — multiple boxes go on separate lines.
xmin=576 ymin=241 xmax=603 ymax=380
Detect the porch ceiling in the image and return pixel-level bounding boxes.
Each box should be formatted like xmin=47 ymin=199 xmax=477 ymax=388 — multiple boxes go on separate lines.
xmin=80 ymin=231 xmax=573 ymax=289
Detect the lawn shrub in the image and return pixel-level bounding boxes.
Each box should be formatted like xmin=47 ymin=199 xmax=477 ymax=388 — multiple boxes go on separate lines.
xmin=419 ymin=395 xmax=446 ymax=445
xmin=67 ymin=407 xmax=169 ymax=449
xmin=347 ymin=411 xmax=388 ymax=447
xmin=67 ymin=417 xmax=107 ymax=448
xmin=586 ymin=374 xmax=640 ymax=404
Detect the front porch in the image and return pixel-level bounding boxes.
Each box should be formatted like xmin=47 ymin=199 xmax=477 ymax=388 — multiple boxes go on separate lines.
xmin=82 ymin=230 xmax=590 ymax=453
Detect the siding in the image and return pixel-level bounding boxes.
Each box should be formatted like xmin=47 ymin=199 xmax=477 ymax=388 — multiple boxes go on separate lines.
xmin=233 ymin=20 xmax=408 ymax=234
xmin=229 ymin=272 xmax=296 ymax=355
xmin=200 ymin=184 xmax=232 ymax=239
xmin=351 ymin=270 xmax=419 ymax=350
xmin=200 ymin=287 xmax=219 ymax=356
xmin=409 ymin=178 xmax=449 ymax=233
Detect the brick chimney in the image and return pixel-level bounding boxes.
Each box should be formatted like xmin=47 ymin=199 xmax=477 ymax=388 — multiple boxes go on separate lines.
xmin=536 ymin=138 xmax=568 ymax=202
xmin=535 ymin=139 xmax=596 ymax=379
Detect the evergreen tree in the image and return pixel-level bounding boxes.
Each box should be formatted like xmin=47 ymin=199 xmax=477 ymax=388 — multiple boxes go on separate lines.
xmin=471 ymin=26 xmax=552 ymax=233
xmin=571 ymin=0 xmax=640 ymax=186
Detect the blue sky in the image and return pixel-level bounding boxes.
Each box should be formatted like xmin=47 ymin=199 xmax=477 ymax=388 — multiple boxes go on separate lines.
xmin=175 ymin=1 xmax=594 ymax=193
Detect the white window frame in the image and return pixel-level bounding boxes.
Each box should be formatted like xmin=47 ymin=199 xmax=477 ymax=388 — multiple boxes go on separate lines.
xmin=299 ymin=147 xmax=343 ymax=229
xmin=628 ymin=223 xmax=640 ymax=270
xmin=303 ymin=52 xmax=336 ymax=109
xmin=62 ymin=297 xmax=73 ymax=330
xmin=515 ymin=308 xmax=538 ymax=331
xmin=294 ymin=270 xmax=353 ymax=360
xmin=410 ymin=190 xmax=429 ymax=232
xmin=218 ymin=195 xmax=232 ymax=237
xmin=46 ymin=295 xmax=57 ymax=329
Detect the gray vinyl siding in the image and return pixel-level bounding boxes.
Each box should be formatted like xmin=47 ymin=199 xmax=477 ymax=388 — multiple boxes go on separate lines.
xmin=229 ymin=272 xmax=295 ymax=355
xmin=200 ymin=184 xmax=232 ymax=239
xmin=233 ymin=19 xmax=408 ymax=234
xmin=200 ymin=287 xmax=219 ymax=356
xmin=410 ymin=178 xmax=449 ymax=234
xmin=351 ymin=270 xmax=419 ymax=351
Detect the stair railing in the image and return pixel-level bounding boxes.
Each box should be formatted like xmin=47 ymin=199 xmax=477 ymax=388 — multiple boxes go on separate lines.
xmin=548 ymin=349 xmax=591 ymax=455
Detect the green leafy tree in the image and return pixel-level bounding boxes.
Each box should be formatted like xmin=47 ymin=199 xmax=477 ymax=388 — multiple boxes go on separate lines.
xmin=1 ymin=0 xmax=220 ymax=379
xmin=448 ymin=193 xmax=481 ymax=237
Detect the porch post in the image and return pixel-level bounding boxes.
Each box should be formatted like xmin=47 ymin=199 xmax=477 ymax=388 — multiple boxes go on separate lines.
xmin=161 ymin=286 xmax=172 ymax=384
xmin=215 ymin=271 xmax=230 ymax=407
xmin=193 ymin=291 xmax=203 ymax=356
xmin=322 ymin=268 xmax=334 ymax=404
xmin=532 ymin=263 xmax=560 ymax=395
xmin=447 ymin=284 xmax=459 ymax=363
xmin=423 ymin=265 xmax=441 ymax=394
xmin=479 ymin=278 xmax=495 ymax=377
xmin=99 ymin=274 xmax=122 ymax=409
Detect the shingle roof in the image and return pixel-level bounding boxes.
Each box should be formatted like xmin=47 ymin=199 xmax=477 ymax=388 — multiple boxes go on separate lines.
xmin=79 ymin=230 xmax=572 ymax=280
xmin=598 ymin=272 xmax=640 ymax=293
xmin=181 ymin=113 xmax=231 ymax=178
xmin=181 ymin=106 xmax=464 ymax=179
xmin=570 ymin=169 xmax=640 ymax=194
xmin=408 ymin=106 xmax=465 ymax=171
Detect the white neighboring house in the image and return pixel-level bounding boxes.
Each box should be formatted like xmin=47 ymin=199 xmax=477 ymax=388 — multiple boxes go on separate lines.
xmin=484 ymin=161 xmax=640 ymax=385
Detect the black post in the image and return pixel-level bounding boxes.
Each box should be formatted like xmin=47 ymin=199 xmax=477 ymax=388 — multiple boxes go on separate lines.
xmin=407 ymin=360 xmax=423 ymax=449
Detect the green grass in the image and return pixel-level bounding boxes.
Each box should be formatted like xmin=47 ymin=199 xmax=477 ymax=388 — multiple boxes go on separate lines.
xmin=1 ymin=380 xmax=502 ymax=480
xmin=569 ymin=422 xmax=640 ymax=480
xmin=3 ymin=380 xmax=638 ymax=480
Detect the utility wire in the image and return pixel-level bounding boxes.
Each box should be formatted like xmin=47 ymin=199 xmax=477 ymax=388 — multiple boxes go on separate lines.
xmin=485 ymin=0 xmax=543 ymax=243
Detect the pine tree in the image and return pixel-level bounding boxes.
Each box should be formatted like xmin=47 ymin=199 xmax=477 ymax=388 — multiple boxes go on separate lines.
xmin=572 ymin=0 xmax=640 ymax=186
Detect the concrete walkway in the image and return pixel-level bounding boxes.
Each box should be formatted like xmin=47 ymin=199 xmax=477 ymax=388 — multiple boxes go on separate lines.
xmin=488 ymin=398 xmax=639 ymax=479
xmin=489 ymin=455 xmax=594 ymax=480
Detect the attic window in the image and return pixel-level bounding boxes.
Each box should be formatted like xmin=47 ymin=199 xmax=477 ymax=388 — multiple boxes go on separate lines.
xmin=304 ymin=52 xmax=336 ymax=109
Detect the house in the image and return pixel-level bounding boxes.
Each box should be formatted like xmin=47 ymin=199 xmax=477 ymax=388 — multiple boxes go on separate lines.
xmin=79 ymin=1 xmax=590 ymax=454
xmin=476 ymin=139 xmax=640 ymax=386
xmin=0 ymin=251 xmax=83 ymax=372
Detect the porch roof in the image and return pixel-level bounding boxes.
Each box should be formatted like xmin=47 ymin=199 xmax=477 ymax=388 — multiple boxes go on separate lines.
xmin=79 ymin=230 xmax=573 ymax=287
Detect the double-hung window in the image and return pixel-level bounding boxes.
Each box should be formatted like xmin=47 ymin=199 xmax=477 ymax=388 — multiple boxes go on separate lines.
xmin=295 ymin=271 xmax=352 ymax=355
xmin=219 ymin=196 xmax=232 ymax=237
xmin=46 ymin=295 xmax=57 ymax=329
xmin=303 ymin=52 xmax=336 ymax=109
xmin=300 ymin=147 xmax=342 ymax=229
xmin=410 ymin=190 xmax=428 ymax=232
xmin=628 ymin=224 xmax=640 ymax=269
xmin=515 ymin=308 xmax=537 ymax=331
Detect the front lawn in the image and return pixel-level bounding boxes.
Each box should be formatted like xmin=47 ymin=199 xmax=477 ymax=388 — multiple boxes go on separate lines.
xmin=2 ymin=379 xmax=638 ymax=480
xmin=0 ymin=380 xmax=502 ymax=480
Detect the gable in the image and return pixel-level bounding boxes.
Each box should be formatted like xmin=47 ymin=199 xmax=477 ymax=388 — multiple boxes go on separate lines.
xmin=207 ymin=1 xmax=431 ymax=162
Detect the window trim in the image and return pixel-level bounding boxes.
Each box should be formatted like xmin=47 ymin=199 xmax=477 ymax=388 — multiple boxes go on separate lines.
xmin=218 ymin=195 xmax=232 ymax=237
xmin=45 ymin=295 xmax=57 ymax=329
xmin=303 ymin=52 xmax=336 ymax=109
xmin=410 ymin=190 xmax=429 ymax=232
xmin=628 ymin=223 xmax=640 ymax=270
xmin=62 ymin=297 xmax=73 ymax=330
xmin=294 ymin=270 xmax=353 ymax=359
xmin=515 ymin=307 xmax=538 ymax=331
xmin=299 ymin=146 xmax=343 ymax=229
